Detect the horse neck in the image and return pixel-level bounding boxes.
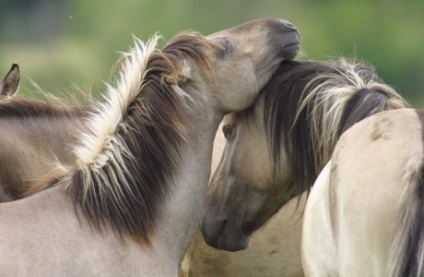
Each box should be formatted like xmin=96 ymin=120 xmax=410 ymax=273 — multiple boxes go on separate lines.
xmin=0 ymin=114 xmax=85 ymax=200
xmin=150 ymin=105 xmax=221 ymax=264
xmin=0 ymin=114 xmax=85 ymax=163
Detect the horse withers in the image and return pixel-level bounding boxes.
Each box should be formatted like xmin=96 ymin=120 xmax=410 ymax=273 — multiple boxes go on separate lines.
xmin=0 ymin=18 xmax=300 ymax=276
xmin=199 ymin=59 xmax=407 ymax=274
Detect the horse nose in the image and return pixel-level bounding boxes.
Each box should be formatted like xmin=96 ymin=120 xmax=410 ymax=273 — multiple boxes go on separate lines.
xmin=200 ymin=216 xmax=227 ymax=248
xmin=272 ymin=19 xmax=300 ymax=60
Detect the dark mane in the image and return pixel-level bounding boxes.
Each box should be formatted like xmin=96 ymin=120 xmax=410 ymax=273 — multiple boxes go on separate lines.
xmin=0 ymin=96 xmax=87 ymax=118
xmin=337 ymin=87 xmax=403 ymax=135
xmin=68 ymin=34 xmax=218 ymax=244
xmin=251 ymin=59 xmax=408 ymax=196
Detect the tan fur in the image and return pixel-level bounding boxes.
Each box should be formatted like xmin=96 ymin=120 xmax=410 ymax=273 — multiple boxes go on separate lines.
xmin=68 ymin=33 xmax=222 ymax=244
xmin=200 ymin=58 xmax=408 ymax=273
xmin=0 ymin=97 xmax=87 ymax=201
xmin=181 ymin=123 xmax=304 ymax=277
xmin=199 ymin=60 xmax=407 ymax=276
xmin=182 ymin=198 xmax=305 ymax=277
xmin=303 ymin=109 xmax=424 ymax=276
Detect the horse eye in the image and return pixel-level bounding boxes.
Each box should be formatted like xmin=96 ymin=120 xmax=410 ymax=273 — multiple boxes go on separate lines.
xmin=222 ymin=124 xmax=234 ymax=139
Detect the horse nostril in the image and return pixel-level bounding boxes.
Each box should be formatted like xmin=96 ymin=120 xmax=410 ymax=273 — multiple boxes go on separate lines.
xmin=281 ymin=20 xmax=297 ymax=31
xmin=200 ymin=217 xmax=228 ymax=248
xmin=243 ymin=221 xmax=257 ymax=234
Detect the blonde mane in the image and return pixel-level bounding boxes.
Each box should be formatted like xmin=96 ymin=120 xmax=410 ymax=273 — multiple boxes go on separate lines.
xmin=66 ymin=33 xmax=218 ymax=244
xmin=74 ymin=36 xmax=160 ymax=168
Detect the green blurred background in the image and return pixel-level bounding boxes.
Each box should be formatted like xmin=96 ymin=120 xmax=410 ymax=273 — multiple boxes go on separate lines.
xmin=1 ymin=0 xmax=423 ymax=106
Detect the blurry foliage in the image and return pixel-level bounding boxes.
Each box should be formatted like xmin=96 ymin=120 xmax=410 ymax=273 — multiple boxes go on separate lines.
xmin=0 ymin=0 xmax=423 ymax=105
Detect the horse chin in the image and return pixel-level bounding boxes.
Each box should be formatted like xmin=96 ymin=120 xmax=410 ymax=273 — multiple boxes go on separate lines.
xmin=200 ymin=218 xmax=251 ymax=252
xmin=217 ymin=234 xmax=250 ymax=252
xmin=281 ymin=43 xmax=300 ymax=61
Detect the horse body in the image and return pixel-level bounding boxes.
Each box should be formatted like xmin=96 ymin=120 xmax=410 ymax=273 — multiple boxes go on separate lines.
xmin=0 ymin=18 xmax=299 ymax=275
xmin=0 ymin=185 xmax=155 ymax=276
xmin=200 ymin=59 xmax=407 ymax=273
xmin=302 ymin=108 xmax=424 ymax=276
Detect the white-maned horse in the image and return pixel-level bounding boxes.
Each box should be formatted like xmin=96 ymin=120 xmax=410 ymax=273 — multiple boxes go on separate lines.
xmin=0 ymin=19 xmax=300 ymax=276
xmin=303 ymin=108 xmax=424 ymax=276
xmin=1 ymin=64 xmax=294 ymax=275
xmin=1 ymin=65 xmax=301 ymax=276
xmin=199 ymin=59 xmax=408 ymax=275
xmin=1 ymin=95 xmax=297 ymax=276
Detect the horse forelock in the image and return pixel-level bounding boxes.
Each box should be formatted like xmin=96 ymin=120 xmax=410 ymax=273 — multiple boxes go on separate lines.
xmin=262 ymin=59 xmax=407 ymax=194
xmin=68 ymin=33 xmax=216 ymax=244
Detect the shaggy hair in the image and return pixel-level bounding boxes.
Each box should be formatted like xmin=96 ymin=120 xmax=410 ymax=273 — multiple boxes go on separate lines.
xmin=238 ymin=58 xmax=408 ymax=196
xmin=67 ymin=34 xmax=220 ymax=244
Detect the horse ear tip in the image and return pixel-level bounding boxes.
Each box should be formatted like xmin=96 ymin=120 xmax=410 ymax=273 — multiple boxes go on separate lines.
xmin=11 ymin=63 xmax=19 ymax=71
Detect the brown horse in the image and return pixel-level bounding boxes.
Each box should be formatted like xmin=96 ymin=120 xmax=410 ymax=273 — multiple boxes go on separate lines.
xmin=200 ymin=59 xmax=407 ymax=264
xmin=0 ymin=19 xmax=300 ymax=275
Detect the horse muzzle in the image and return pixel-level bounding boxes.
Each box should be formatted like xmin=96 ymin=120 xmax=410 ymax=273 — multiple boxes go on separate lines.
xmin=200 ymin=213 xmax=250 ymax=252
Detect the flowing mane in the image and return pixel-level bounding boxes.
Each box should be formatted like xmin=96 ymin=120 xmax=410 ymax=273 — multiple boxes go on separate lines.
xmin=244 ymin=59 xmax=408 ymax=195
xmin=67 ymin=34 xmax=219 ymax=243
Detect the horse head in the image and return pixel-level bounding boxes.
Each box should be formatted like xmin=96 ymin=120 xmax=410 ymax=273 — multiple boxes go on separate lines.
xmin=201 ymin=18 xmax=300 ymax=113
xmin=201 ymin=59 xmax=408 ymax=251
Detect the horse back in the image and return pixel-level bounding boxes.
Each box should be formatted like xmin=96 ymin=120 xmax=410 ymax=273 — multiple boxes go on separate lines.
xmin=305 ymin=108 xmax=424 ymax=276
xmin=0 ymin=114 xmax=86 ymax=201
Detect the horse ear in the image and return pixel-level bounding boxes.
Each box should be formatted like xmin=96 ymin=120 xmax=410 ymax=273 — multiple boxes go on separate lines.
xmin=164 ymin=75 xmax=178 ymax=85
xmin=0 ymin=63 xmax=20 ymax=96
xmin=164 ymin=60 xmax=191 ymax=85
